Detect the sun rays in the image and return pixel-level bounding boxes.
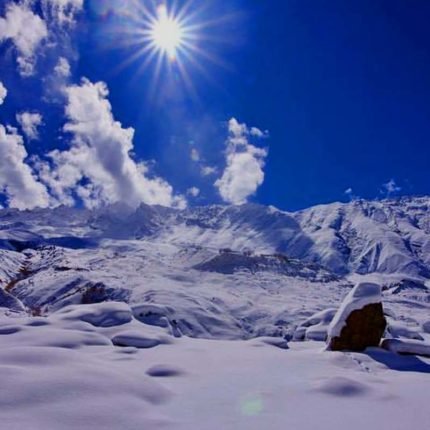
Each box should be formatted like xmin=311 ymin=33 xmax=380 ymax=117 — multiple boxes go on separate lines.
xmin=104 ymin=0 xmax=238 ymax=102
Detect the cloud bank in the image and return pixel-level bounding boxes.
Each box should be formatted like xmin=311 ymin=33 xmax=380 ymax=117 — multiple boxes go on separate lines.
xmin=39 ymin=78 xmax=185 ymax=209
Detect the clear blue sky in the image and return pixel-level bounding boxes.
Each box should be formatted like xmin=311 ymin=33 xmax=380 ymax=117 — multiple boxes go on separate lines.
xmin=1 ymin=0 xmax=429 ymax=211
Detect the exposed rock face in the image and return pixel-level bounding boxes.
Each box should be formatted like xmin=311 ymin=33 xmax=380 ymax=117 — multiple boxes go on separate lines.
xmin=327 ymin=282 xmax=387 ymax=352
xmin=329 ymin=303 xmax=386 ymax=351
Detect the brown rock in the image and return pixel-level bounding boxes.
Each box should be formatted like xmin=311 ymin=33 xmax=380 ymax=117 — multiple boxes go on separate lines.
xmin=328 ymin=303 xmax=386 ymax=352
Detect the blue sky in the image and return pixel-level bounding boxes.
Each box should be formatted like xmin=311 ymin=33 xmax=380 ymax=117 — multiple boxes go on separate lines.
xmin=0 ymin=0 xmax=429 ymax=211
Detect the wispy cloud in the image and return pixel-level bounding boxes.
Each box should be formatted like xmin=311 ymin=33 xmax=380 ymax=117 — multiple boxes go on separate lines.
xmin=381 ymin=179 xmax=401 ymax=197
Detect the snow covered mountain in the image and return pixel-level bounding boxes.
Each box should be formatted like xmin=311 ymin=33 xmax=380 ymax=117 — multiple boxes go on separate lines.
xmin=0 ymin=196 xmax=429 ymax=339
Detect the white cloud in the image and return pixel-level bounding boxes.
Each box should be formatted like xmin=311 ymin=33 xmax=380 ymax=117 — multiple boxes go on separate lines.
xmin=54 ymin=56 xmax=71 ymax=77
xmin=187 ymin=187 xmax=200 ymax=198
xmin=16 ymin=111 xmax=43 ymax=140
xmin=190 ymin=148 xmax=200 ymax=162
xmin=201 ymin=165 xmax=217 ymax=176
xmin=344 ymin=187 xmax=359 ymax=201
xmin=0 ymin=124 xmax=50 ymax=209
xmin=250 ymin=127 xmax=268 ymax=138
xmin=0 ymin=82 xmax=7 ymax=105
xmin=215 ymin=118 xmax=268 ymax=205
xmin=40 ymin=78 xmax=185 ymax=209
xmin=382 ymin=179 xmax=401 ymax=196
xmin=41 ymin=0 xmax=84 ymax=25
xmin=0 ymin=3 xmax=48 ymax=76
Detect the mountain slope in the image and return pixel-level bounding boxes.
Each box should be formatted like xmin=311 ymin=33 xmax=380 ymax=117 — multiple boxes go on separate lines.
xmin=0 ymin=197 xmax=429 ymax=339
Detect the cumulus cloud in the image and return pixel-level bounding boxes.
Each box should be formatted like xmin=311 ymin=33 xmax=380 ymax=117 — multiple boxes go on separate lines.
xmin=187 ymin=187 xmax=200 ymax=198
xmin=54 ymin=56 xmax=71 ymax=77
xmin=0 ymin=124 xmax=50 ymax=209
xmin=215 ymin=118 xmax=268 ymax=205
xmin=0 ymin=2 xmax=48 ymax=76
xmin=0 ymin=82 xmax=7 ymax=105
xmin=16 ymin=111 xmax=43 ymax=140
xmin=250 ymin=127 xmax=269 ymax=138
xmin=39 ymin=78 xmax=185 ymax=209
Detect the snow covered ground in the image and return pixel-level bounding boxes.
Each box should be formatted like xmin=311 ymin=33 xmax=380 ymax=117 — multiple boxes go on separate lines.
xmin=0 ymin=198 xmax=430 ymax=428
xmin=0 ymin=302 xmax=429 ymax=430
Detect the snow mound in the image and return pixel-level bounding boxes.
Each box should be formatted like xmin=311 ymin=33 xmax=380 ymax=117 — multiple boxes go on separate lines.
xmin=293 ymin=308 xmax=337 ymax=341
xmin=0 ymin=325 xmax=111 ymax=349
xmin=328 ymin=282 xmax=382 ymax=339
xmin=54 ymin=302 xmax=133 ymax=327
xmin=111 ymin=329 xmax=172 ymax=349
xmin=250 ymin=337 xmax=289 ymax=349
xmin=132 ymin=298 xmax=244 ymax=340
xmin=386 ymin=320 xmax=424 ymax=341
xmin=423 ymin=321 xmax=430 ymax=334
xmin=0 ymin=346 xmax=171 ymax=429
xmin=381 ymin=338 xmax=430 ymax=358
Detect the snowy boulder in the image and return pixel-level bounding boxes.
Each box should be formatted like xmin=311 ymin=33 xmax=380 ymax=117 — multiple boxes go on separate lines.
xmin=423 ymin=321 xmax=430 ymax=334
xmin=381 ymin=339 xmax=430 ymax=358
xmin=54 ymin=302 xmax=133 ymax=327
xmin=327 ymin=282 xmax=386 ymax=351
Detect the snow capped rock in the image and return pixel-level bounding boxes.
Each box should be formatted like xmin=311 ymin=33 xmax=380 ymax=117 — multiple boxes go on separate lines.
xmin=327 ymin=282 xmax=387 ymax=351
xmin=328 ymin=282 xmax=384 ymax=339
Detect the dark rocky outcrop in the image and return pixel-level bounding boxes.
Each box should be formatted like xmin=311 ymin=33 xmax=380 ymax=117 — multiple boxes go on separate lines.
xmin=327 ymin=282 xmax=387 ymax=352
xmin=328 ymin=303 xmax=386 ymax=351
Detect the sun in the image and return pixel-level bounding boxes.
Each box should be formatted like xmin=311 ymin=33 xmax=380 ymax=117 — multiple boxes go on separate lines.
xmin=110 ymin=1 xmax=237 ymax=101
xmin=150 ymin=5 xmax=184 ymax=60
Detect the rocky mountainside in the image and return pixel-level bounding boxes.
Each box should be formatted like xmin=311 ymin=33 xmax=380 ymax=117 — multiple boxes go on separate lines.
xmin=0 ymin=196 xmax=429 ymax=339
